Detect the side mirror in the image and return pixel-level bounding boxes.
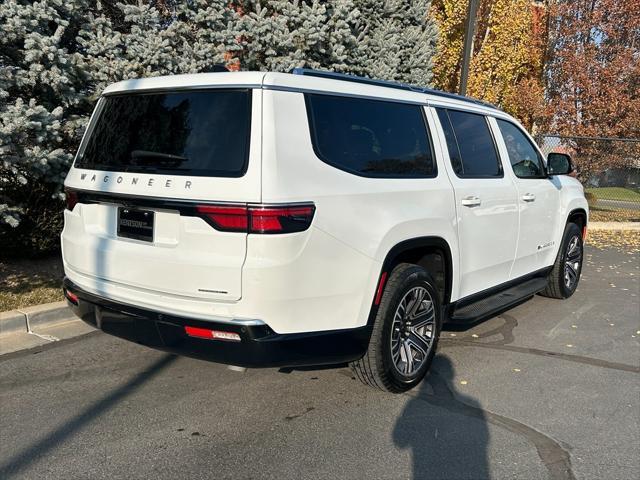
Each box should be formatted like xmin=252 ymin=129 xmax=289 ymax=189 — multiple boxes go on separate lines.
xmin=547 ymin=152 xmax=574 ymax=176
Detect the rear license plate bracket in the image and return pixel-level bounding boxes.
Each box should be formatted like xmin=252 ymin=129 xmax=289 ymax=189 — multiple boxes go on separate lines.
xmin=117 ymin=207 xmax=154 ymax=242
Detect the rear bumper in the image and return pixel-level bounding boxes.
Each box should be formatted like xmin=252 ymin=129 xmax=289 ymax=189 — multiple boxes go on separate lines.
xmin=63 ymin=278 xmax=370 ymax=368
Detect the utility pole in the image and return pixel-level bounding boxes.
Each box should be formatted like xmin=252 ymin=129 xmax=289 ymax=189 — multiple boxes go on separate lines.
xmin=459 ymin=0 xmax=480 ymax=96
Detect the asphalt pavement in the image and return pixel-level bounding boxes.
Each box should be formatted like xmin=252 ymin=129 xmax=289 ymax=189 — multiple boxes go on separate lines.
xmin=1 ymin=246 xmax=638 ymax=480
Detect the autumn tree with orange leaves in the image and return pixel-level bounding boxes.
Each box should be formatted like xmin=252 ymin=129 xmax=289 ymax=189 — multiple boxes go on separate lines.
xmin=545 ymin=0 xmax=639 ymax=138
xmin=544 ymin=0 xmax=640 ymax=179
xmin=430 ymin=0 xmax=547 ymax=129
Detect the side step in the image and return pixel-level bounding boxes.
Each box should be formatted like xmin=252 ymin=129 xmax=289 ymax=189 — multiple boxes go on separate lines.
xmin=450 ymin=277 xmax=548 ymax=324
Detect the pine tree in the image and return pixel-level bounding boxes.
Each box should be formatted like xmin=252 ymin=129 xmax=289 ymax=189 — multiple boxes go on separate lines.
xmin=352 ymin=0 xmax=438 ymax=86
xmin=1 ymin=0 xmax=438 ymax=255
xmin=1 ymin=0 xmax=237 ymax=252
xmin=230 ymin=0 xmax=439 ymax=85
xmin=230 ymin=0 xmax=361 ymax=72
xmin=1 ymin=0 xmax=91 ymax=247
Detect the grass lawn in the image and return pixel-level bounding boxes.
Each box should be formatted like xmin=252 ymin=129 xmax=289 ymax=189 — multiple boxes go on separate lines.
xmin=0 ymin=256 xmax=64 ymax=312
xmin=585 ymin=187 xmax=640 ymax=202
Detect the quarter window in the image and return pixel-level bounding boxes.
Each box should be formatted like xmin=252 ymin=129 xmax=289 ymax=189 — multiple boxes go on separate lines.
xmin=496 ymin=119 xmax=545 ymax=178
xmin=436 ymin=108 xmax=502 ymax=178
xmin=305 ymin=94 xmax=436 ymax=178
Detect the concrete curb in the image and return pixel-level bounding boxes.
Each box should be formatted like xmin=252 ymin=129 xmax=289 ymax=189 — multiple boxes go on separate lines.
xmin=20 ymin=301 xmax=73 ymax=330
xmin=0 ymin=310 xmax=28 ymax=336
xmin=588 ymin=222 xmax=639 ymax=231
xmin=0 ymin=301 xmax=95 ymax=356
xmin=0 ymin=301 xmax=73 ymax=335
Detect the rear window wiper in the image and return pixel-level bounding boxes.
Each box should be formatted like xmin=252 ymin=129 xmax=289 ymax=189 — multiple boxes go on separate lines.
xmin=129 ymin=150 xmax=189 ymax=169
xmin=130 ymin=150 xmax=188 ymax=162
xmin=125 ymin=166 xmax=193 ymax=173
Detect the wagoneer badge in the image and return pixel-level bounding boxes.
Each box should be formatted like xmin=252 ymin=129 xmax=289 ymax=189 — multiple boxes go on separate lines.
xmin=79 ymin=172 xmax=193 ymax=189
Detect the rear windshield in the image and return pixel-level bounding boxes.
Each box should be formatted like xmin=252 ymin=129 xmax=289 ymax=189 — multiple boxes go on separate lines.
xmin=76 ymin=89 xmax=252 ymax=177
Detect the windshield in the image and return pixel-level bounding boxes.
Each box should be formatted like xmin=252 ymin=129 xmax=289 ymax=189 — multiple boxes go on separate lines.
xmin=76 ymin=89 xmax=252 ymax=177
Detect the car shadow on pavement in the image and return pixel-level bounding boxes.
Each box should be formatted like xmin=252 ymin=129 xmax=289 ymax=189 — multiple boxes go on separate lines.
xmin=393 ymin=355 xmax=490 ymax=480
xmin=0 ymin=354 xmax=176 ymax=479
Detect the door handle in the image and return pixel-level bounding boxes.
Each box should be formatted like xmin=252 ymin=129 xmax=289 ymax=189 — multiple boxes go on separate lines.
xmin=461 ymin=195 xmax=481 ymax=207
xmin=522 ymin=193 xmax=536 ymax=202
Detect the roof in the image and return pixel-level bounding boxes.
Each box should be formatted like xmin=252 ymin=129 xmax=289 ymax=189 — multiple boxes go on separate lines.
xmin=102 ymin=70 xmax=502 ymax=116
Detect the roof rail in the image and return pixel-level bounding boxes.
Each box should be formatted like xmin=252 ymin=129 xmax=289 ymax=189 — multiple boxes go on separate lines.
xmin=290 ymin=68 xmax=496 ymax=109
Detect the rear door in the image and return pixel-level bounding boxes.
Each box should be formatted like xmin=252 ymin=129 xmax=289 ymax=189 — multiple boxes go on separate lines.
xmin=432 ymin=107 xmax=519 ymax=299
xmin=62 ymin=88 xmax=262 ymax=302
xmin=492 ymin=118 xmax=561 ymax=278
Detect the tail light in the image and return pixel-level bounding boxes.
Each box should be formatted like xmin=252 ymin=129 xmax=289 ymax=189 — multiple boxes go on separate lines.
xmin=64 ymin=288 xmax=79 ymax=305
xmin=195 ymin=205 xmax=248 ymax=232
xmin=185 ymin=326 xmax=241 ymax=342
xmin=250 ymin=205 xmax=315 ymax=233
xmin=196 ymin=203 xmax=315 ymax=234
xmin=64 ymin=188 xmax=78 ymax=211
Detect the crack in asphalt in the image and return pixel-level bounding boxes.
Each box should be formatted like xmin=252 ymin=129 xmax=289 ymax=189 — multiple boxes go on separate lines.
xmin=284 ymin=406 xmax=316 ymax=421
xmin=407 ymin=370 xmax=577 ymax=480
xmin=441 ymin=340 xmax=640 ymax=373
xmin=441 ymin=314 xmax=640 ymax=374
xmin=409 ymin=311 xmax=636 ymax=478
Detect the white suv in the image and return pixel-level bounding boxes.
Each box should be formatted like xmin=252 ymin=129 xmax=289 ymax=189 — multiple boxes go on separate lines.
xmin=62 ymin=69 xmax=588 ymax=392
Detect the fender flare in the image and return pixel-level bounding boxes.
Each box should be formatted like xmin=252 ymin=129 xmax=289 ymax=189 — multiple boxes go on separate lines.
xmin=366 ymin=236 xmax=454 ymax=328
xmin=567 ymin=208 xmax=588 ymax=227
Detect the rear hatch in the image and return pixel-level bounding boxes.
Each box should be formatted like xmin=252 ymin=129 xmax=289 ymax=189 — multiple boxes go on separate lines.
xmin=62 ymin=87 xmax=261 ymax=302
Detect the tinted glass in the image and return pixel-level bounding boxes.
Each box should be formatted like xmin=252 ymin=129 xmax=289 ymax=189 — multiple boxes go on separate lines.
xmin=496 ymin=119 xmax=545 ymax=178
xmin=305 ymin=94 xmax=435 ymax=177
xmin=438 ymin=109 xmax=501 ymax=177
xmin=436 ymin=109 xmax=463 ymax=175
xmin=76 ymin=90 xmax=251 ymax=177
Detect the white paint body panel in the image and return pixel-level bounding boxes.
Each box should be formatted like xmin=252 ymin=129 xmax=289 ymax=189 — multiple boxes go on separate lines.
xmin=62 ymin=71 xmax=588 ymax=335
xmin=488 ymin=118 xmax=564 ymax=279
xmin=430 ymin=110 xmax=519 ymax=299
xmin=63 ymin=90 xmax=264 ymax=303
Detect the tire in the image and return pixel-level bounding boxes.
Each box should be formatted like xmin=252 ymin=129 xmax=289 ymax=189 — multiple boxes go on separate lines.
xmin=351 ymin=263 xmax=442 ymax=393
xmin=540 ymin=222 xmax=584 ymax=299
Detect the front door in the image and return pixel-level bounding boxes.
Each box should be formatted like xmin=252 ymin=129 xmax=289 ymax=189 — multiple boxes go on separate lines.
xmin=492 ymin=118 xmax=561 ymax=279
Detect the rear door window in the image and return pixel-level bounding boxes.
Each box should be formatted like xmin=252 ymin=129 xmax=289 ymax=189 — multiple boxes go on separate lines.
xmin=305 ymin=94 xmax=436 ymax=178
xmin=436 ymin=108 xmax=502 ymax=178
xmin=76 ymin=89 xmax=252 ymax=177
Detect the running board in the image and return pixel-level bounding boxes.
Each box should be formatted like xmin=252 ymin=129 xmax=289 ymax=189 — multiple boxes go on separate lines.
xmin=450 ymin=277 xmax=548 ymax=324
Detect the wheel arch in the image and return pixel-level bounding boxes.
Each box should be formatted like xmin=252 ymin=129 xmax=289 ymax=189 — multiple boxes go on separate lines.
xmin=379 ymin=237 xmax=454 ymax=305
xmin=567 ymin=208 xmax=588 ymax=230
